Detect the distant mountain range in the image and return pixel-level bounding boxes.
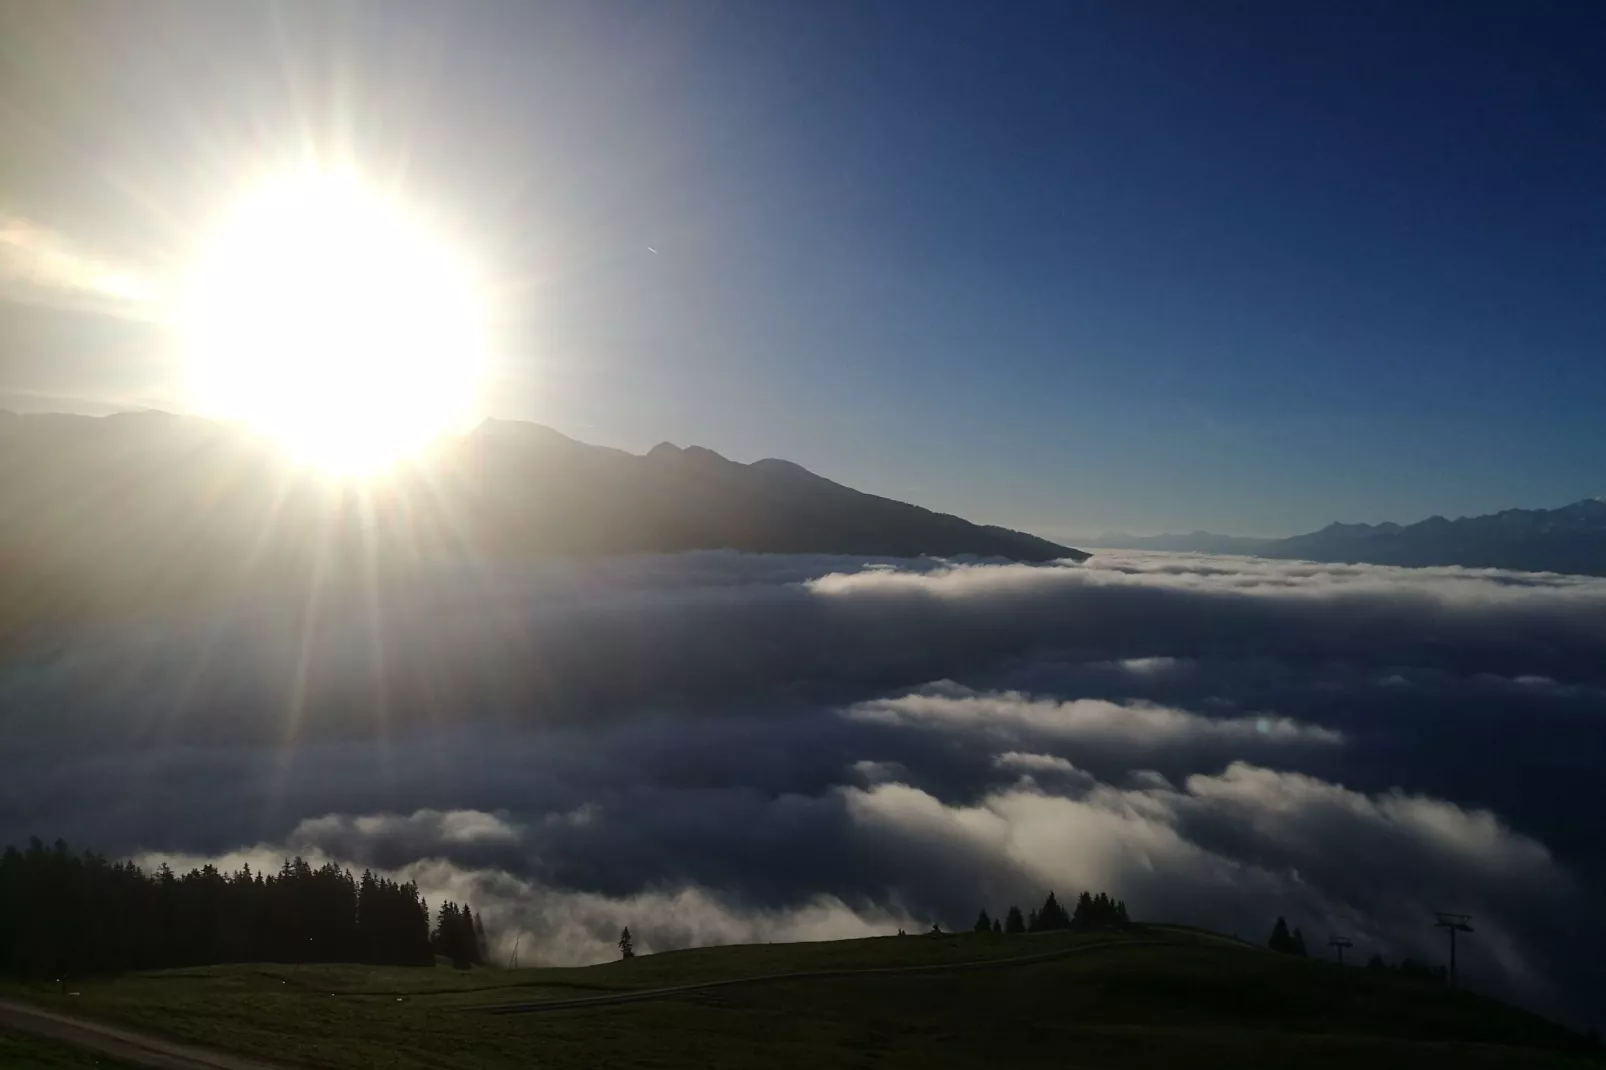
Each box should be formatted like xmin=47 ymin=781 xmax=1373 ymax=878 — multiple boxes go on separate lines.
xmin=1089 ymin=531 xmax=1275 ymax=555
xmin=1090 ymin=498 xmax=1606 ymax=575
xmin=0 ymin=412 xmax=1081 ymax=641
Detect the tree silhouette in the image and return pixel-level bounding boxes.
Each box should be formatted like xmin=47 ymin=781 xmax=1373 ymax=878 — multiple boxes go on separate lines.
xmin=992 ymin=918 xmax=1002 ymax=935
xmin=1395 ymin=957 xmax=1448 ymax=984
xmin=473 ymin=911 xmax=489 ymax=963
xmin=1292 ymin=927 xmax=1309 ymax=958
xmin=1067 ymin=889 xmax=1128 ymax=931
xmin=1004 ymin=906 xmax=1025 ymax=934
xmin=1035 ymin=891 xmax=1071 ymax=931
xmin=432 ymin=900 xmax=484 ymax=968
xmin=0 ymin=838 xmax=448 ymax=978
xmin=974 ymin=909 xmax=993 ymax=933
xmin=1027 ymin=909 xmax=1040 ymax=932
xmin=1366 ymin=953 xmax=1387 ymax=971
xmin=618 ymin=926 xmax=635 ymax=959
xmin=1268 ymin=916 xmax=1296 ymax=954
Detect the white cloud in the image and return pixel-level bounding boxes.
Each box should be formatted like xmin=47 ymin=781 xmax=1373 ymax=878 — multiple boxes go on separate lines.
xmin=11 ymin=549 xmax=1606 ymax=1026
xmin=848 ymin=685 xmax=1342 ymax=747
xmin=839 ymin=762 xmax=1570 ymax=997
xmin=993 ymin=751 xmax=1082 ymax=774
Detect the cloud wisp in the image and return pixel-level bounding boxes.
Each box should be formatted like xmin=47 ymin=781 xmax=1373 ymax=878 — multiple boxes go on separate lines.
xmin=0 ymin=213 xmax=155 ymax=311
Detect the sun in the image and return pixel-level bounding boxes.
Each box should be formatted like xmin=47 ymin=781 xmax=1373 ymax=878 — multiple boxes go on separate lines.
xmin=181 ymin=170 xmax=486 ymax=473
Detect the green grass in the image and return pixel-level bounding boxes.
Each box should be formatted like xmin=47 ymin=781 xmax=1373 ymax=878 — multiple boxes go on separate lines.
xmin=0 ymin=1028 xmax=142 ymax=1068
xmin=3 ymin=927 xmax=1598 ymax=1069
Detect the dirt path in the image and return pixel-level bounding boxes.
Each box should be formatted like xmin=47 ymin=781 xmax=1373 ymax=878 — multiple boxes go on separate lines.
xmin=473 ymin=935 xmax=1180 ymax=1014
xmin=0 ymin=998 xmax=291 ymax=1070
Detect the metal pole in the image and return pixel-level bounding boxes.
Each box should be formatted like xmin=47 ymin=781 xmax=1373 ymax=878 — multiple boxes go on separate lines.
xmin=1449 ymin=926 xmax=1457 ymax=990
xmin=1434 ymin=912 xmax=1472 ymax=992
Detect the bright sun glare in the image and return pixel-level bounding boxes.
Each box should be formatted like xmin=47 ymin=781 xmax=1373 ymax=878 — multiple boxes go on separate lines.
xmin=182 ymin=170 xmax=486 ymax=473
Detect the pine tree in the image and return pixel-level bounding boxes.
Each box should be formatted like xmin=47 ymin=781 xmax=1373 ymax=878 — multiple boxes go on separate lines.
xmin=0 ymin=838 xmax=444 ymax=977
xmin=974 ymin=909 xmax=992 ymax=933
xmin=1292 ymin=928 xmax=1308 ymax=958
xmin=618 ymin=926 xmax=635 ymax=959
xmin=433 ymin=902 xmax=456 ymax=965
xmin=432 ymin=901 xmax=482 ymax=968
xmin=1027 ymin=909 xmax=1040 ymax=932
xmin=1366 ymin=953 xmax=1386 ymax=971
xmin=1268 ymin=916 xmax=1295 ymax=954
xmin=1004 ymin=906 xmax=1025 ymax=934
xmin=992 ymin=918 xmax=1002 ymax=935
xmin=1036 ymin=892 xmax=1070 ymax=931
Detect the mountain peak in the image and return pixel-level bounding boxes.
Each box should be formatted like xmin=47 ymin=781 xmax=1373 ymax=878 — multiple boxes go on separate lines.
xmin=474 ymin=418 xmax=579 ymax=444
xmin=751 ymin=457 xmax=819 ymax=477
xmin=648 ymin=442 xmax=731 ymax=465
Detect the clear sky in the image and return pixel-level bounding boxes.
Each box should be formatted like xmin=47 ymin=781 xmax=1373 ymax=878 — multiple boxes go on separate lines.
xmin=1 ymin=0 xmax=1602 ymax=536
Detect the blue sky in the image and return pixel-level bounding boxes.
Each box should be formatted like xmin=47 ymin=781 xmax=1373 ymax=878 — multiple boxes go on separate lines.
xmin=1 ymin=1 xmax=1602 ymax=535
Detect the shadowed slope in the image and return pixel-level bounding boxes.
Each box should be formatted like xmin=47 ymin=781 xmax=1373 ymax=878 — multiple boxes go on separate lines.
xmin=0 ymin=413 xmax=1081 ymax=647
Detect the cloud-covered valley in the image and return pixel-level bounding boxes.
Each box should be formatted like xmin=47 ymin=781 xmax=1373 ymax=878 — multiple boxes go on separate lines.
xmin=2 ymin=550 xmax=1602 ymax=1025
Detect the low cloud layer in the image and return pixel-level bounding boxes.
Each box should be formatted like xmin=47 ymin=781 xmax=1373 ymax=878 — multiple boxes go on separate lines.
xmin=3 ymin=550 xmax=1603 ymax=1025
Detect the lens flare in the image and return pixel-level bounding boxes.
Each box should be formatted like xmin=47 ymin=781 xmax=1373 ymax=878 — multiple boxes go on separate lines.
xmin=182 ymin=170 xmax=486 ymax=473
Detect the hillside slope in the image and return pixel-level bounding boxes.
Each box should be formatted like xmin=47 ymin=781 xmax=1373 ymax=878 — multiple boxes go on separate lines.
xmin=2 ymin=928 xmax=1596 ymax=1070
xmin=0 ymin=412 xmax=1082 ymax=644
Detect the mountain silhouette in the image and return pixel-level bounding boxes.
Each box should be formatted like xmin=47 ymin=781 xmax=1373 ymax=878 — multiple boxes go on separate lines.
xmin=1261 ymin=498 xmax=1606 ymax=575
xmin=0 ymin=412 xmax=1082 ymax=643
xmin=1085 ymin=501 xmax=1606 ymax=576
xmin=463 ymin=418 xmax=1079 ymax=560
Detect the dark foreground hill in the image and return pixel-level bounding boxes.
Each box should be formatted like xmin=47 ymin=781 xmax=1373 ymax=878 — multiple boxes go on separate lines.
xmin=0 ymin=412 xmax=1081 ymax=643
xmin=2 ymin=927 xmax=1598 ymax=1069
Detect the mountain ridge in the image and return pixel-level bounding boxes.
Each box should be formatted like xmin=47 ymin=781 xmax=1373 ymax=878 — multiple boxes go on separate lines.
xmin=1086 ymin=498 xmax=1606 ymax=575
xmin=1263 ymin=497 xmax=1606 ymax=574
xmin=0 ymin=412 xmax=1083 ymax=643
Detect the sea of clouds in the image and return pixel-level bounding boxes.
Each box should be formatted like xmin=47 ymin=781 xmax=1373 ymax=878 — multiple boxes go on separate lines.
xmin=2 ymin=550 xmax=1602 ymax=1024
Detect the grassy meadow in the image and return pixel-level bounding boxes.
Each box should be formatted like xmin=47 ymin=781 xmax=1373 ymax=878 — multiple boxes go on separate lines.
xmin=3 ymin=926 xmax=1597 ymax=1069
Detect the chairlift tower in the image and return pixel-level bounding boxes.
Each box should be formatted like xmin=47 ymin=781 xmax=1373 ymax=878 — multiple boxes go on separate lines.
xmin=1434 ymin=912 xmax=1473 ymax=990
xmin=1328 ymin=935 xmax=1353 ymax=965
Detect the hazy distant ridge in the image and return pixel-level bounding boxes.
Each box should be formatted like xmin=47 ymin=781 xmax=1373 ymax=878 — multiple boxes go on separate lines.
xmin=1090 ymin=499 xmax=1606 ymax=576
